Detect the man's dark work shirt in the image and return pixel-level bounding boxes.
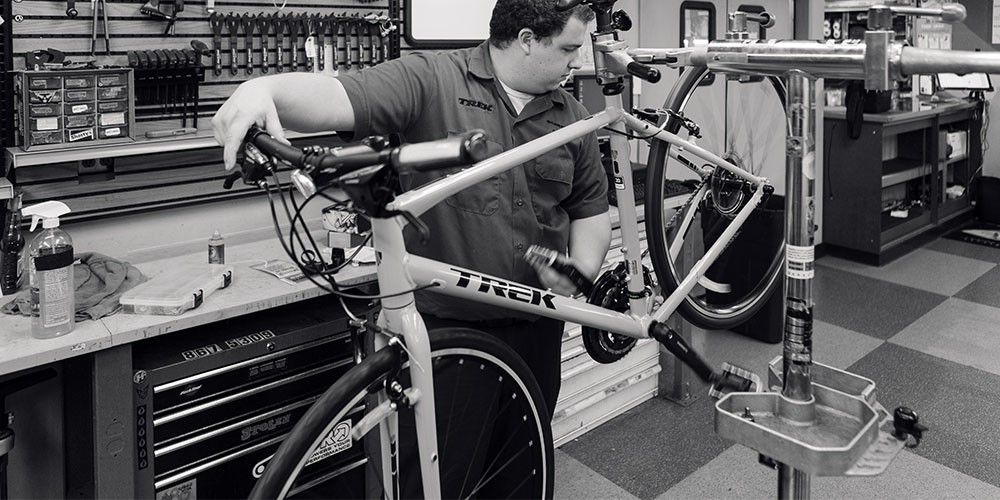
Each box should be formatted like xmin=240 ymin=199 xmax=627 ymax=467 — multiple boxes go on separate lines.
xmin=338 ymin=42 xmax=608 ymax=320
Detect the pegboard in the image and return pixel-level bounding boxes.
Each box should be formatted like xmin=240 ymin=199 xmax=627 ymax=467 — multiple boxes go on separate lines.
xmin=1 ymin=0 xmax=395 ymax=221
xmin=6 ymin=0 xmax=393 ymax=136
xmin=1 ymin=0 xmax=13 ymax=151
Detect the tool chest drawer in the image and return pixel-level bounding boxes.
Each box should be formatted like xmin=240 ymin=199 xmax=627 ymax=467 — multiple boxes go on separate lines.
xmin=12 ymin=68 xmax=135 ymax=150
xmin=128 ymin=295 xmax=372 ymax=499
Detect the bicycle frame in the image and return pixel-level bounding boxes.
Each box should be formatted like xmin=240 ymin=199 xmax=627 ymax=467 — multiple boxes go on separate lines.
xmin=368 ymin=93 xmax=770 ymax=497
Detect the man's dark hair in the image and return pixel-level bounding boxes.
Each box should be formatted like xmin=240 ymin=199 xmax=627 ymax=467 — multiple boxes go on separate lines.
xmin=489 ymin=0 xmax=595 ymax=48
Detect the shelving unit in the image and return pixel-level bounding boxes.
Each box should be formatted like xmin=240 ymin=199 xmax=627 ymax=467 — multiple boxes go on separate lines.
xmin=823 ymin=99 xmax=983 ymax=264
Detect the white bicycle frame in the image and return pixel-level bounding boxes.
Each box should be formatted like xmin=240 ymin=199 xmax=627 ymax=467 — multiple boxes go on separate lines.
xmin=369 ymin=97 xmax=770 ymax=497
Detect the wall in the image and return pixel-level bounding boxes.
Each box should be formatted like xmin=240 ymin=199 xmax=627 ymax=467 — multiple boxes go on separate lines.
xmin=951 ymin=1 xmax=1000 ymax=179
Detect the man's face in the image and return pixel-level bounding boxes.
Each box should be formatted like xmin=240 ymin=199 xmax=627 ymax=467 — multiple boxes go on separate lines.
xmin=521 ymin=16 xmax=588 ymax=93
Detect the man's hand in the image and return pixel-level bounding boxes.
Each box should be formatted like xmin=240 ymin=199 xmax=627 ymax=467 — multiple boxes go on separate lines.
xmin=211 ymin=78 xmax=290 ymax=170
xmin=535 ymin=263 xmax=582 ymax=296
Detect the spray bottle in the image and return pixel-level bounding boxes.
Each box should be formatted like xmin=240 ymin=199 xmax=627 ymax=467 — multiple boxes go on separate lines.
xmin=0 ymin=194 xmax=25 ymax=296
xmin=22 ymin=200 xmax=75 ymax=339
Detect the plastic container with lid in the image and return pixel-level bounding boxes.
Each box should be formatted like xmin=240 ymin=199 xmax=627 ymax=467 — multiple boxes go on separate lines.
xmin=120 ymin=264 xmax=233 ymax=315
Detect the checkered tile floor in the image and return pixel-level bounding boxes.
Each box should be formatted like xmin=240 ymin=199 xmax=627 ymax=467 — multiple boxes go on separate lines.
xmin=555 ymin=236 xmax=1000 ymax=499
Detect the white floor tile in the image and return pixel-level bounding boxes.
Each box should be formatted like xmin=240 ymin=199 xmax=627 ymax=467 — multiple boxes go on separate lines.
xmin=660 ymin=445 xmax=1000 ymax=500
xmin=890 ymin=297 xmax=1000 ymax=377
xmin=818 ymin=250 xmax=995 ymax=296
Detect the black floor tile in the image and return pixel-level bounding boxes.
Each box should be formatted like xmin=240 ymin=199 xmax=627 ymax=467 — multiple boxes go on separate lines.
xmin=813 ymin=264 xmax=947 ymax=339
xmin=849 ymin=343 xmax=1000 ymax=488
xmin=955 ymin=266 xmax=1000 ymax=309
xmin=558 ymin=373 xmax=728 ymax=499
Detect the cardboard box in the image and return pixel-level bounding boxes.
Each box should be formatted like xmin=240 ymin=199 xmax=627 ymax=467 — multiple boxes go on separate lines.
xmin=13 ymin=69 xmax=135 ymax=150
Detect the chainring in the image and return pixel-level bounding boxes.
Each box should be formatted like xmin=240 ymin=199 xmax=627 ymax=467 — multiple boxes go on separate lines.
xmin=581 ymin=262 xmax=654 ymax=364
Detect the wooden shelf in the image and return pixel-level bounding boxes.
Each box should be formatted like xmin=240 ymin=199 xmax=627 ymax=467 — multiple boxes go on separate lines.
xmin=881 ymin=160 xmax=930 ymax=188
xmin=6 ymin=130 xmax=335 ymax=169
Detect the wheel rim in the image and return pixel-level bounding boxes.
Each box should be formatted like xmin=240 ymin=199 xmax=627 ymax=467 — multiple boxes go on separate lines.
xmin=646 ymin=66 xmax=787 ymax=329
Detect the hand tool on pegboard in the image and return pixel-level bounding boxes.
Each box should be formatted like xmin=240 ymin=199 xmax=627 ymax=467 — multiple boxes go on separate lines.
xmin=288 ymin=14 xmax=301 ymax=72
xmin=273 ymin=13 xmax=286 ymax=73
xmin=338 ymin=19 xmax=350 ymax=71
xmin=163 ymin=0 xmax=185 ymax=35
xmin=209 ymin=12 xmax=224 ymax=77
xmin=240 ymin=13 xmax=255 ymax=75
xmin=90 ymin=0 xmax=110 ymax=56
xmin=312 ymin=13 xmax=326 ymax=72
xmin=359 ymin=19 xmax=373 ymax=68
xmin=256 ymin=14 xmax=271 ymax=74
xmin=304 ymin=14 xmax=317 ymax=72
xmin=140 ymin=0 xmax=172 ymax=20
xmin=324 ymin=14 xmax=340 ymax=73
xmin=225 ymin=12 xmax=240 ymax=75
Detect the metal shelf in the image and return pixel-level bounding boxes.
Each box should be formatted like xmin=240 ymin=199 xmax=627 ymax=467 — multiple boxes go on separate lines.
xmin=5 ymin=130 xmax=335 ymax=169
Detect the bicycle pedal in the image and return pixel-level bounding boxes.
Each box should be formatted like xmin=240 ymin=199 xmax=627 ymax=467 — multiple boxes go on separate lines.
xmin=708 ymin=362 xmax=761 ymax=399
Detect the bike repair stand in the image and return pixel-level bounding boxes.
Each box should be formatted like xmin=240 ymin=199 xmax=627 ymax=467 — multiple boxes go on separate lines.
xmin=662 ymin=234 xmax=697 ymax=407
xmin=711 ymin=12 xmax=927 ymax=499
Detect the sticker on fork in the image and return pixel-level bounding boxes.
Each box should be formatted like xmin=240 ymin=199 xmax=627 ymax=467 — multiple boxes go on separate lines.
xmin=786 ymin=244 xmax=814 ymax=279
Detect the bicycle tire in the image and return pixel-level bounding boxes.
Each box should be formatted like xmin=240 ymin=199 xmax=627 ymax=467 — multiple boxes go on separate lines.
xmin=645 ymin=66 xmax=786 ymax=330
xmin=250 ymin=327 xmax=554 ymax=499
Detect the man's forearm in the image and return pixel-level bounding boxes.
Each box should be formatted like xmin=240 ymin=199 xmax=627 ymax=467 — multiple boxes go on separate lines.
xmin=263 ymin=74 xmax=356 ymax=133
xmin=568 ymin=211 xmax=612 ymax=280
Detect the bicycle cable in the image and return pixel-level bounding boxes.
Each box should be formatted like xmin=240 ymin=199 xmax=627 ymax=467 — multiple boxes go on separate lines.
xmin=257 ymin=157 xmax=444 ymax=302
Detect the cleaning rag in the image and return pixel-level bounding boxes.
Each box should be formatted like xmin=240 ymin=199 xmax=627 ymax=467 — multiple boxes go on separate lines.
xmin=1 ymin=252 xmax=147 ymax=320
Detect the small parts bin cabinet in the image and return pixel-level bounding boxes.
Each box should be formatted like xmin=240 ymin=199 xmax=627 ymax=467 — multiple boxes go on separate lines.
xmin=13 ymin=68 xmax=135 ymax=150
xmin=823 ymin=100 xmax=983 ymax=264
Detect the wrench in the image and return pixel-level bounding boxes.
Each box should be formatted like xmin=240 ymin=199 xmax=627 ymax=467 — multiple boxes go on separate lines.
xmin=209 ymin=12 xmax=224 ymax=76
xmin=256 ymin=14 xmax=272 ymax=74
xmin=274 ymin=13 xmax=288 ymax=73
xmin=241 ymin=13 xmax=255 ymax=75
xmin=304 ymin=14 xmax=317 ymax=72
xmin=225 ymin=12 xmax=241 ymax=75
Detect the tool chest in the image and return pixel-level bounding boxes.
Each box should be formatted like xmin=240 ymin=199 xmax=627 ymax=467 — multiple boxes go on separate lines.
xmin=12 ymin=68 xmax=135 ymax=150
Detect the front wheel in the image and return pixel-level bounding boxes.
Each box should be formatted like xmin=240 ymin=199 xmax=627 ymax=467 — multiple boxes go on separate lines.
xmin=645 ymin=67 xmax=786 ymax=330
xmin=250 ymin=327 xmax=554 ymax=499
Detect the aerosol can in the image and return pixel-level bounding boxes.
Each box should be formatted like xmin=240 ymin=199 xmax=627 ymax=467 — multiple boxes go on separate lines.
xmin=0 ymin=194 xmax=25 ymax=296
xmin=23 ymin=201 xmax=75 ymax=339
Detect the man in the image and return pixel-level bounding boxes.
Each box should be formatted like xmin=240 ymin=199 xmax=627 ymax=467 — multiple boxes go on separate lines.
xmin=213 ymin=0 xmax=611 ymax=495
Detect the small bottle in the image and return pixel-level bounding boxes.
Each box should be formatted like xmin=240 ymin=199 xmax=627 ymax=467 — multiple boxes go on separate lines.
xmin=22 ymin=200 xmax=75 ymax=339
xmin=0 ymin=194 xmax=25 ymax=296
xmin=208 ymin=230 xmax=225 ymax=264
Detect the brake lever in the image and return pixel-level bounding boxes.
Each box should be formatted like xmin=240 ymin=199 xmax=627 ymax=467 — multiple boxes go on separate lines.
xmin=223 ymin=143 xmax=273 ymax=189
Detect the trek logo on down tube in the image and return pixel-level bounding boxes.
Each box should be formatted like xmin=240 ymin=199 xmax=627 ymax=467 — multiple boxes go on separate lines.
xmin=453 ymin=268 xmax=556 ymax=309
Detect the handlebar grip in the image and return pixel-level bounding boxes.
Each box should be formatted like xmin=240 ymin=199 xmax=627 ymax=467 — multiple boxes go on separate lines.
xmin=627 ymin=62 xmax=661 ymax=83
xmin=394 ymin=130 xmax=490 ymax=172
xmin=940 ymin=3 xmax=966 ymax=23
xmin=555 ymin=0 xmax=582 ymax=11
xmin=246 ymin=127 xmax=305 ymax=166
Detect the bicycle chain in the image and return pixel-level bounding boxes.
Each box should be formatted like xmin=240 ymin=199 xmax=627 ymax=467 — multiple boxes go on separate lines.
xmin=662 ymin=178 xmax=705 ymax=231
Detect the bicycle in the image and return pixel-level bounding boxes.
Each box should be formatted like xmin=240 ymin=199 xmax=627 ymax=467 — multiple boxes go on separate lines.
xmin=217 ymin=0 xmax=992 ymax=498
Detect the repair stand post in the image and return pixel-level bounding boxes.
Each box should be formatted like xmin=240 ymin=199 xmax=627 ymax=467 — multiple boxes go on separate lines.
xmin=777 ymin=70 xmax=817 ymax=500
xmin=663 ymin=224 xmax=698 ymax=407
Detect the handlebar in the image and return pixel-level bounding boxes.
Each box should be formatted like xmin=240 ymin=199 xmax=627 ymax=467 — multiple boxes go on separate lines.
xmin=231 ymin=127 xmax=491 ymax=194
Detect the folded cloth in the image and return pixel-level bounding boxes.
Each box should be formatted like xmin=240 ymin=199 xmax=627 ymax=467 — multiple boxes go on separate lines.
xmin=1 ymin=252 xmax=147 ymax=321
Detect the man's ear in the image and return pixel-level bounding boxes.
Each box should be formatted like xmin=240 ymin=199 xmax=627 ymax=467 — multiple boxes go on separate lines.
xmin=517 ymin=28 xmax=534 ymax=54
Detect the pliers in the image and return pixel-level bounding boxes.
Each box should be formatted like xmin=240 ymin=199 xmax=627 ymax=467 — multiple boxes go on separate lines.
xmin=91 ymin=0 xmax=110 ymax=56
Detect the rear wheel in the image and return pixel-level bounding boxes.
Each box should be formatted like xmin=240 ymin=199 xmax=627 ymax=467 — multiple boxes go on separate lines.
xmin=645 ymin=67 xmax=787 ymax=330
xmin=250 ymin=327 xmax=553 ymax=499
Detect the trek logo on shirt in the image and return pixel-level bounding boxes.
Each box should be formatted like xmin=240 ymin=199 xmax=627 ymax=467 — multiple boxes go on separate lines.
xmin=458 ymin=97 xmax=494 ymax=112
xmin=453 ymin=268 xmax=557 ymax=310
